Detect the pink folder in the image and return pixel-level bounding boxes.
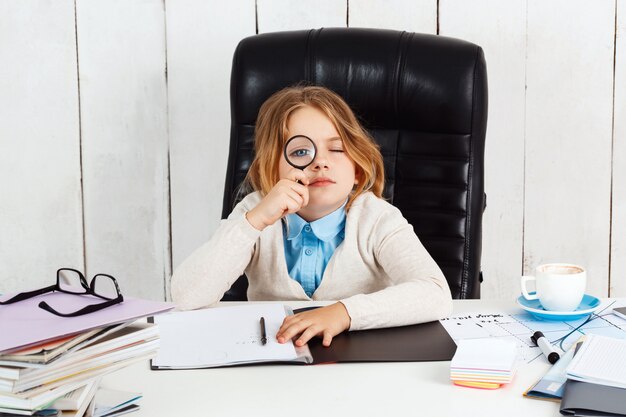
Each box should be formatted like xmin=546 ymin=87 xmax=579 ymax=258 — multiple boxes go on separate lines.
xmin=0 ymin=291 xmax=174 ymax=353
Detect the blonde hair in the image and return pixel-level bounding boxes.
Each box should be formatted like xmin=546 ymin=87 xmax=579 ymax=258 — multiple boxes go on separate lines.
xmin=245 ymin=85 xmax=385 ymax=209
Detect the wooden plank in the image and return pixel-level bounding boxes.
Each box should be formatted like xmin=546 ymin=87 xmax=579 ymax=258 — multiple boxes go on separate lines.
xmin=349 ymin=0 xmax=436 ymax=33
xmin=166 ymin=0 xmax=256 ymax=293
xmin=76 ymin=0 xmax=169 ymax=300
xmin=257 ymin=0 xmax=347 ymax=33
xmin=0 ymin=0 xmax=83 ymax=293
xmin=440 ymin=0 xmax=527 ymax=300
xmin=611 ymin=0 xmax=626 ymax=297
xmin=524 ymin=0 xmax=614 ymax=297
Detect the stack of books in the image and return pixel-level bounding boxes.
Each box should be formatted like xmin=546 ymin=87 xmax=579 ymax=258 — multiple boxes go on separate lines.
xmin=0 ymin=322 xmax=157 ymax=415
xmin=450 ymin=339 xmax=518 ymax=389
xmin=0 ymin=292 xmax=173 ymax=416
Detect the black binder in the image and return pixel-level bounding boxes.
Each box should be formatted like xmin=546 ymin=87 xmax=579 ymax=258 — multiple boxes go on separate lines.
xmin=560 ymin=380 xmax=626 ymax=416
xmin=295 ymin=307 xmax=457 ymax=364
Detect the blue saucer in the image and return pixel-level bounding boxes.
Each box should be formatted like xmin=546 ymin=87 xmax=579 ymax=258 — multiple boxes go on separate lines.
xmin=516 ymin=294 xmax=601 ymax=321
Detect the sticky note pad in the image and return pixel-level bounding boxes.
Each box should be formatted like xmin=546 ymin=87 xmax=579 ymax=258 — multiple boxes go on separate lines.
xmin=450 ymin=339 xmax=518 ymax=384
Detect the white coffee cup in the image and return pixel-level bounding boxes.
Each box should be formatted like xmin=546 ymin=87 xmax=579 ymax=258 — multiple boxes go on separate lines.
xmin=520 ymin=263 xmax=586 ymax=312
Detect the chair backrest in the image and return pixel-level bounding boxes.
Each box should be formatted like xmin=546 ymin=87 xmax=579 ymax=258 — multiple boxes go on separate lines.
xmin=222 ymin=28 xmax=487 ymax=300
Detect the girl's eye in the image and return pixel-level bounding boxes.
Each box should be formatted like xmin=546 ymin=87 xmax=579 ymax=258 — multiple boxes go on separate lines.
xmin=290 ymin=149 xmax=311 ymax=158
xmin=330 ymin=149 xmax=344 ymax=153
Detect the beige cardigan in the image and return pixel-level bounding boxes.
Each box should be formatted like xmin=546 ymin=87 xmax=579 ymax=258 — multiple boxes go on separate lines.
xmin=170 ymin=191 xmax=453 ymax=330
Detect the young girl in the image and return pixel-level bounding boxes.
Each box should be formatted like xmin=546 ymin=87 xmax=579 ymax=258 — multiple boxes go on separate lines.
xmin=171 ymin=86 xmax=452 ymax=348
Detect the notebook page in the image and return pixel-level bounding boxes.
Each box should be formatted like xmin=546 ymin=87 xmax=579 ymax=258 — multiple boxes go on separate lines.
xmin=566 ymin=334 xmax=626 ymax=389
xmin=152 ymin=303 xmax=299 ymax=368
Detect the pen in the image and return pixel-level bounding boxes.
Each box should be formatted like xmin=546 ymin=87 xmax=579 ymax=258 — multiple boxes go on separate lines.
xmin=531 ymin=331 xmax=560 ymax=364
xmin=260 ymin=317 xmax=267 ymax=346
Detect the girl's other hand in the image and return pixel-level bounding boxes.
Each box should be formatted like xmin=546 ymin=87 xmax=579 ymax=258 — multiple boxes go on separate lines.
xmin=246 ymin=169 xmax=309 ymax=231
xmin=276 ymin=302 xmax=351 ymax=347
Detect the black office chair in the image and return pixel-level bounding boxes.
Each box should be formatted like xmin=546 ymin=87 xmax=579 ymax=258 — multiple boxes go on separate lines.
xmin=221 ymin=28 xmax=487 ymax=300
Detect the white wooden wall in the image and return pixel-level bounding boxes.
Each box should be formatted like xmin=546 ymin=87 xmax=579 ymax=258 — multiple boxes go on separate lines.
xmin=1 ymin=0 xmax=624 ymax=302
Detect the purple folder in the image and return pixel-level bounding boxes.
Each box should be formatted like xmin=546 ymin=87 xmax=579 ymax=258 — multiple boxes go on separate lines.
xmin=0 ymin=291 xmax=174 ymax=353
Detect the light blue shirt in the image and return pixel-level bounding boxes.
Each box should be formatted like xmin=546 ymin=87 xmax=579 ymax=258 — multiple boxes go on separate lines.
xmin=283 ymin=204 xmax=346 ymax=297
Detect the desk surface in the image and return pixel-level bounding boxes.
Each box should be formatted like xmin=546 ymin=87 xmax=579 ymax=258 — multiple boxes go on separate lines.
xmin=102 ymin=300 xmax=559 ymax=417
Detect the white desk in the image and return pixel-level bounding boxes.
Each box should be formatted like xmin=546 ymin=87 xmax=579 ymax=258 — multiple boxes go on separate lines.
xmin=102 ymin=300 xmax=560 ymax=417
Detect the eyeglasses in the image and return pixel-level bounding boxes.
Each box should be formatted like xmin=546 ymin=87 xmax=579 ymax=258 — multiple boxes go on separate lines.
xmin=0 ymin=268 xmax=124 ymax=317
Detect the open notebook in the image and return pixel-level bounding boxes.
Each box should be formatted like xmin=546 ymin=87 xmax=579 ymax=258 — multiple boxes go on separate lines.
xmin=150 ymin=304 xmax=312 ymax=368
xmin=150 ymin=303 xmax=457 ymax=369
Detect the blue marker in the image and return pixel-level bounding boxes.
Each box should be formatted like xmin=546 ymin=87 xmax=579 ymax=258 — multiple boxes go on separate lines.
xmin=531 ymin=331 xmax=560 ymax=364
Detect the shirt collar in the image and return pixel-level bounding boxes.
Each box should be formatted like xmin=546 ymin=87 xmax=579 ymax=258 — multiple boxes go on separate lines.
xmin=286 ymin=201 xmax=347 ymax=242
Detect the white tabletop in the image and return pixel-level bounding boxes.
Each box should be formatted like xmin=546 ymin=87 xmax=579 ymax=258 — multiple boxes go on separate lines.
xmin=102 ymin=300 xmax=560 ymax=417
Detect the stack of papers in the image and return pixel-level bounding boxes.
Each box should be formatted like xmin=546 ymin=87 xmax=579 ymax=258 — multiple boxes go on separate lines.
xmin=565 ymin=334 xmax=626 ymax=389
xmin=450 ymin=339 xmax=518 ymax=387
xmin=0 ymin=291 xmax=173 ymax=416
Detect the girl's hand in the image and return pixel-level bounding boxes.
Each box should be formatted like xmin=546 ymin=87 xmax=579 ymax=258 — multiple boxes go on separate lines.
xmin=276 ymin=302 xmax=351 ymax=347
xmin=246 ymin=169 xmax=310 ymax=231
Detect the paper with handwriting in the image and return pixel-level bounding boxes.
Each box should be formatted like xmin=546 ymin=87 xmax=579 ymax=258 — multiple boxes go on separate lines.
xmin=440 ymin=299 xmax=626 ymax=363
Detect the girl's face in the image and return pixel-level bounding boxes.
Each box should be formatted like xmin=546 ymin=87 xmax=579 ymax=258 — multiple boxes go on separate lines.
xmin=279 ymin=105 xmax=357 ymax=222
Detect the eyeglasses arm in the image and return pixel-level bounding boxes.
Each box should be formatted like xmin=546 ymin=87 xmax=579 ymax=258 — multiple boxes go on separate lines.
xmin=38 ymin=295 xmax=123 ymax=317
xmin=0 ymin=285 xmax=57 ymax=305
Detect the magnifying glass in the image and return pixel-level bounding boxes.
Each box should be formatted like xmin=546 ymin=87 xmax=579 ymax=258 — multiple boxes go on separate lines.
xmin=284 ymin=135 xmax=317 ymax=171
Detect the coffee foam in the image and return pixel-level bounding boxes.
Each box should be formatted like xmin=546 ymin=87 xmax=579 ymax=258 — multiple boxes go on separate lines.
xmin=539 ymin=265 xmax=584 ymax=275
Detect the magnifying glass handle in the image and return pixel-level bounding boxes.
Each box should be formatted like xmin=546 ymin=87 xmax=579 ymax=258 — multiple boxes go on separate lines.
xmin=296 ymin=168 xmax=311 ymax=185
